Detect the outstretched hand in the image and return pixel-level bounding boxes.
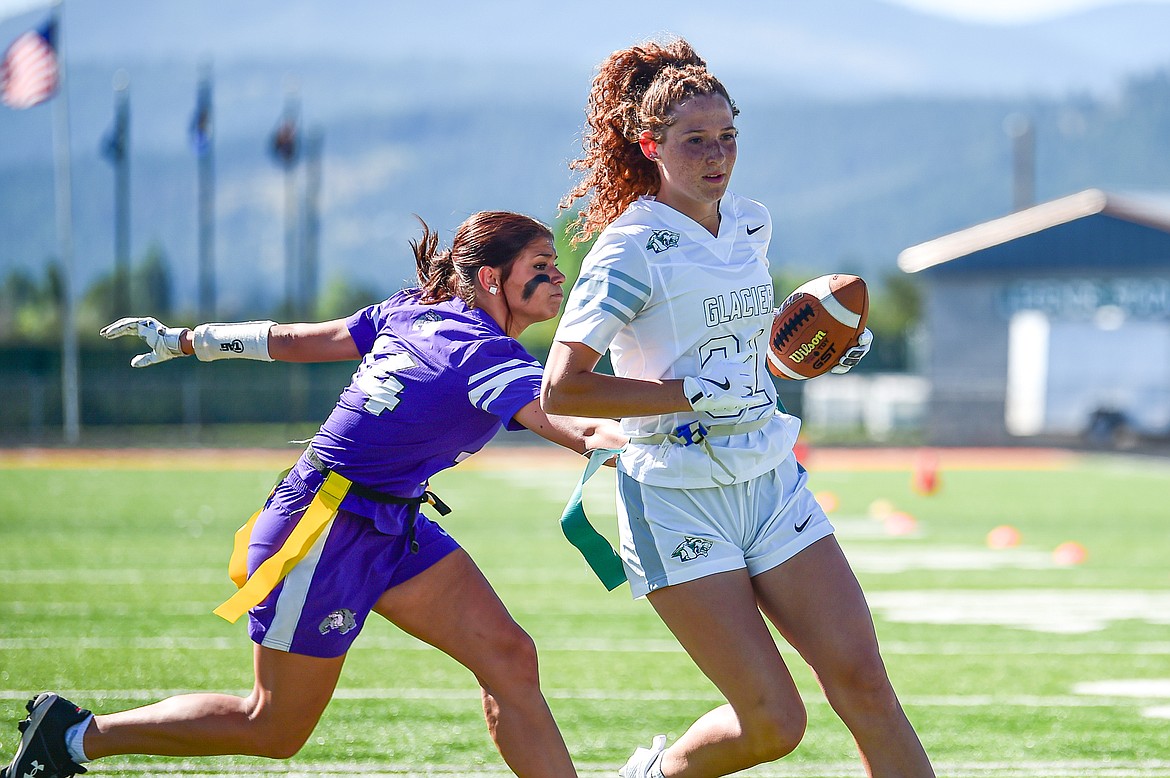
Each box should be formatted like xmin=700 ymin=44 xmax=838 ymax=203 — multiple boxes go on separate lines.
xmin=100 ymin=317 xmax=189 ymax=368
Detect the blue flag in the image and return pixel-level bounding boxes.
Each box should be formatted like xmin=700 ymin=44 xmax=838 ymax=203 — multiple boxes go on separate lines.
xmin=190 ymin=78 xmax=212 ymax=156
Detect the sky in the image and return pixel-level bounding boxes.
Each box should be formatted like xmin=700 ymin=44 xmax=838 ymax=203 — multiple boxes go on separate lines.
xmin=887 ymin=0 xmax=1170 ymax=21
xmin=3 ymin=0 xmax=1170 ymax=26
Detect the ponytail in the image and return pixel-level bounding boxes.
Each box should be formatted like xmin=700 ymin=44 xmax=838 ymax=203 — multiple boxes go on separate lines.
xmin=410 ymin=211 xmax=553 ymax=308
xmin=412 ymin=219 xmax=464 ymax=304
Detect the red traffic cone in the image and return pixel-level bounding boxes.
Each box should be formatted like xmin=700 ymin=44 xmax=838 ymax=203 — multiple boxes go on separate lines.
xmin=912 ymin=449 xmax=940 ymax=496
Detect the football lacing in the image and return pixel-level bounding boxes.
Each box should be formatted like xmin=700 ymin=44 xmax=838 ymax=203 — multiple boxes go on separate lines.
xmin=772 ymin=302 xmax=815 ymax=349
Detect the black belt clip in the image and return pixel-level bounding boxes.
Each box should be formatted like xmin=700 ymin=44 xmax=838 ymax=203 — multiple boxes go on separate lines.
xmin=419 ymin=490 xmax=452 ymax=516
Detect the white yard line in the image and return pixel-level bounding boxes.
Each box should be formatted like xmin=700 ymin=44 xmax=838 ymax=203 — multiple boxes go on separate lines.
xmin=0 ymin=686 xmax=1162 ymax=709
xmin=4 ymin=634 xmax=1170 ymax=655
xmin=74 ymin=757 xmax=1170 ymax=777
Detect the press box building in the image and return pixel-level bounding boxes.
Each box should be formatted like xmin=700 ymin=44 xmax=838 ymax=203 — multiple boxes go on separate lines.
xmin=897 ymin=188 xmax=1170 ymax=446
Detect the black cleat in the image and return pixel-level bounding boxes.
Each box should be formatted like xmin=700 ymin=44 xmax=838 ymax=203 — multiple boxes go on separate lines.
xmin=2 ymin=693 xmax=90 ymax=778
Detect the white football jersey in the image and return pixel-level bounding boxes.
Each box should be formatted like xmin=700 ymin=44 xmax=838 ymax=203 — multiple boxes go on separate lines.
xmin=555 ymin=194 xmax=800 ymax=488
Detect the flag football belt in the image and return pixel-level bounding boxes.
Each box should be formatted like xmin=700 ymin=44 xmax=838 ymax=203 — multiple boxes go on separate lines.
xmin=560 ymin=447 xmax=626 ymax=591
xmin=302 ymin=446 xmax=451 ymax=517
xmin=212 ymin=447 xmax=450 ymax=624
xmin=629 ymin=416 xmax=772 ymax=486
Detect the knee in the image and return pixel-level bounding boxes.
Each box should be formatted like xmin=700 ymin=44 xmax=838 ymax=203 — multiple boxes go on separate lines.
xmin=479 ymin=623 xmax=542 ymax=694
xmin=248 ymin=723 xmax=311 ymax=760
xmin=252 ymin=735 xmax=306 ymax=761
xmin=826 ymin=652 xmax=901 ymax=717
xmin=741 ymin=698 xmax=807 ymax=763
xmin=242 ymin=699 xmax=315 ymax=759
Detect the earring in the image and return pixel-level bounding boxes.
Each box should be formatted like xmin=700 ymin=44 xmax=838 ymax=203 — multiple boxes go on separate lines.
xmin=489 ymin=286 xmax=498 ymax=295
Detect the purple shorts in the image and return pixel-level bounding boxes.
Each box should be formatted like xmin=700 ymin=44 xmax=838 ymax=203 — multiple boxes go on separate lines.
xmin=245 ymin=476 xmax=460 ymax=658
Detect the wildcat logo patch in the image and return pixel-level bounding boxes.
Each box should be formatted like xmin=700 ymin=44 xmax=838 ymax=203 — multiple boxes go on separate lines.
xmin=319 ymin=608 xmax=357 ymax=635
xmin=671 ymin=536 xmax=713 ymax=562
xmin=412 ymin=309 xmax=444 ymax=333
xmin=646 ymin=230 xmax=680 ymax=254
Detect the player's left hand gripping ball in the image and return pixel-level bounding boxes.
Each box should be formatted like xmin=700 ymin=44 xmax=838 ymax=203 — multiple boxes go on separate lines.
xmin=831 ymin=327 xmax=873 ymax=374
xmin=100 ymin=317 xmax=189 ymax=368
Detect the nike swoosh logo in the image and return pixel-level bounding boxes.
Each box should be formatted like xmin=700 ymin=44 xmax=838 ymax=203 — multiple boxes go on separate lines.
xmin=701 ymin=377 xmax=732 ymax=391
xmin=746 ymin=224 xmax=764 ymax=235
xmin=794 ymin=514 xmax=812 ymax=533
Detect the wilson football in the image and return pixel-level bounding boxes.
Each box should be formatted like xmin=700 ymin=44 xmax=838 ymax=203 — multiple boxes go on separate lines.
xmin=767 ymin=274 xmax=869 ymax=380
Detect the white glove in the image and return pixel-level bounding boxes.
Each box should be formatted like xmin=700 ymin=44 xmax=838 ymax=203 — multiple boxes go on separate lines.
xmin=682 ymin=355 xmax=756 ymax=414
xmin=830 ymin=328 xmax=873 ymax=375
xmin=100 ymin=317 xmax=189 ymax=368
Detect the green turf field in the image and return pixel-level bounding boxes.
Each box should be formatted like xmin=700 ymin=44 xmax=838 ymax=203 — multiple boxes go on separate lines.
xmin=2 ymin=446 xmax=1169 ymax=776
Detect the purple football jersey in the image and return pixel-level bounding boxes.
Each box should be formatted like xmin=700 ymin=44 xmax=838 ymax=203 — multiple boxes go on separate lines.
xmin=291 ymin=290 xmax=542 ymax=529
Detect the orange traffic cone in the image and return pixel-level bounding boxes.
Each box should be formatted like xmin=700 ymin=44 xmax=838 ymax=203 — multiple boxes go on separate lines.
xmin=911 ymin=449 xmax=940 ymax=496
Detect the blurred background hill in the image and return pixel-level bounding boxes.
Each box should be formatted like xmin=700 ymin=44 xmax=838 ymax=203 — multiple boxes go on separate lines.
xmin=3 ymin=0 xmax=1170 ymax=318
xmin=3 ymin=0 xmax=1170 ymax=444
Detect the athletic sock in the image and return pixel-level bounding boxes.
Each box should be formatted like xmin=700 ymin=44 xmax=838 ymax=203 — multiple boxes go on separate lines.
xmin=65 ymin=713 xmax=93 ymax=763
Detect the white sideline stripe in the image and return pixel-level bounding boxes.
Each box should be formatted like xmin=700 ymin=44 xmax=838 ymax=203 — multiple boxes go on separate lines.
xmin=0 ymin=567 xmax=623 ymax=586
xmin=76 ymin=758 xmax=1170 ymax=777
xmin=1076 ymin=679 xmax=1170 ymax=697
xmin=4 ymin=635 xmax=1170 ymax=656
xmin=0 ymin=687 xmax=1159 ymax=709
xmin=0 ymin=569 xmax=228 ymax=584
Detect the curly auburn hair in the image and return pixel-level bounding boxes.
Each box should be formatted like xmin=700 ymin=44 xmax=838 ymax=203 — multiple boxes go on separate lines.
xmin=560 ymin=37 xmax=739 ymax=245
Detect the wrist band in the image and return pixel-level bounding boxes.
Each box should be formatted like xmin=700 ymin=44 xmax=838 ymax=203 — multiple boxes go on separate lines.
xmin=192 ymin=321 xmax=276 ymax=362
xmin=681 ymin=375 xmax=705 ymax=407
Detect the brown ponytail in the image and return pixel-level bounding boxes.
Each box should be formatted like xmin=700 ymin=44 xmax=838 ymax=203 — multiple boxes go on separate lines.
xmin=411 ymin=211 xmax=553 ymax=307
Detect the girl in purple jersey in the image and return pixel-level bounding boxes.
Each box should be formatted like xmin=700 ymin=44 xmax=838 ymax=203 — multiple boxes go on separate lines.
xmin=3 ymin=211 xmax=624 ymax=778
xmin=541 ymin=39 xmax=933 ymax=778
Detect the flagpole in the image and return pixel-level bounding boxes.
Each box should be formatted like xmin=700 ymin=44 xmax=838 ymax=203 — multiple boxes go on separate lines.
xmin=110 ymin=69 xmax=130 ymax=315
xmin=269 ymin=81 xmax=300 ymax=318
xmin=280 ymin=89 xmax=300 ymax=317
xmin=195 ymin=62 xmax=215 ymax=321
xmin=302 ymin=127 xmax=322 ymax=319
xmin=50 ymin=0 xmax=79 ymax=443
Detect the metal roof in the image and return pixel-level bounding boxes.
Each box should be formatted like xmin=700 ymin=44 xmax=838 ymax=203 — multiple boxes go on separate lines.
xmin=898 ymin=189 xmax=1170 ymax=274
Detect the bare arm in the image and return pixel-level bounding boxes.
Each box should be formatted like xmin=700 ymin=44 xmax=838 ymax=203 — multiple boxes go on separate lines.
xmin=512 ymin=399 xmax=627 ymax=456
xmin=266 ymin=320 xmax=360 ymax=361
xmin=178 ymin=320 xmax=360 ymax=362
xmin=540 ymin=340 xmax=692 ymax=419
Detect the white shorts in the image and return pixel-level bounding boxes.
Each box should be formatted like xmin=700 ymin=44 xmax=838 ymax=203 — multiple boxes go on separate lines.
xmin=616 ymin=452 xmax=834 ymax=599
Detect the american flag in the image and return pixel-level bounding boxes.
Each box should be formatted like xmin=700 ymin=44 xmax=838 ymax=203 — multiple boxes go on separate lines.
xmin=0 ymin=17 xmax=58 ymax=110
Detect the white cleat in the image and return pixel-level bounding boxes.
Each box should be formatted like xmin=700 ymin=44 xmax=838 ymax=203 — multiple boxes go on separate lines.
xmin=618 ymin=733 xmax=667 ymax=778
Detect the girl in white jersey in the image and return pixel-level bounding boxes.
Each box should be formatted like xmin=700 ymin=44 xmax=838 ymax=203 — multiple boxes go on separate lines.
xmin=541 ymin=38 xmax=935 ymax=778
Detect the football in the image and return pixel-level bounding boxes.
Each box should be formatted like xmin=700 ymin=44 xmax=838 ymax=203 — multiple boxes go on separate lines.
xmin=767 ymin=274 xmax=869 ymax=380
